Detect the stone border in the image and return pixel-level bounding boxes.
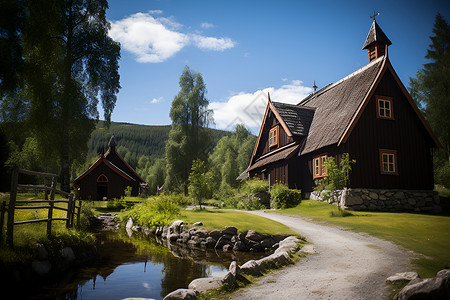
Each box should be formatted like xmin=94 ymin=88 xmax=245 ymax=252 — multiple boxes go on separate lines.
xmin=163 ymin=236 xmax=302 ymax=299
xmin=310 ymin=188 xmax=441 ymax=213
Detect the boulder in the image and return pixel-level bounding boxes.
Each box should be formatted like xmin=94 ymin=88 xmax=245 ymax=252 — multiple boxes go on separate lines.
xmin=233 ymin=241 xmax=248 ymax=252
xmin=32 ymin=260 xmax=52 ymax=275
xmin=221 ymin=226 xmax=238 ymax=236
xmin=345 ymin=194 xmax=363 ymax=206
xmin=260 ymin=238 xmax=276 ymax=249
xmin=35 ymin=243 xmax=48 ymax=260
xmin=208 ymin=230 xmax=222 ymax=240
xmin=246 ymin=230 xmax=265 ymax=242
xmin=169 ymin=233 xmax=180 ymax=243
xmin=61 ymin=247 xmax=76 ymax=263
xmin=222 ymin=261 xmax=240 ymax=286
xmin=387 ymin=272 xmax=420 ymax=284
xmin=215 ymin=236 xmax=232 ymax=249
xmin=126 ymin=217 xmax=133 ymax=229
xmin=188 ymin=277 xmax=223 ymax=295
xmin=300 ymin=244 xmax=317 ymax=255
xmin=240 ymin=260 xmax=262 ymax=276
xmin=170 ymin=220 xmax=184 ymax=234
xmin=223 ymin=244 xmax=233 ymax=252
xmin=205 ymin=237 xmax=216 ymax=248
xmin=193 ymin=222 xmax=203 ymax=227
xmin=163 ymin=288 xmax=197 ymax=300
xmin=187 ymin=239 xmax=201 ymax=248
xmin=394 ymin=269 xmax=450 ymax=300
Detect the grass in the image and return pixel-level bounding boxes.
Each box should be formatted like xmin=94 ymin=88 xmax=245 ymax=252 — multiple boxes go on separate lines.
xmin=278 ymin=200 xmax=450 ymax=278
xmin=181 ymin=209 xmax=298 ymax=236
xmin=0 ymin=191 xmax=96 ymax=265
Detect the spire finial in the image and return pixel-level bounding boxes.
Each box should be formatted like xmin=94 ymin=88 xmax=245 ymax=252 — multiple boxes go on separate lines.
xmin=267 ymin=92 xmax=271 ymax=102
xmin=370 ymin=10 xmax=379 ymax=22
xmin=313 ymin=81 xmax=318 ymax=93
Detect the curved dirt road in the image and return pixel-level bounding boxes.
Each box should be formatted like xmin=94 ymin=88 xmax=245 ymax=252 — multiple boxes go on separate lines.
xmin=232 ymin=211 xmax=412 ymax=300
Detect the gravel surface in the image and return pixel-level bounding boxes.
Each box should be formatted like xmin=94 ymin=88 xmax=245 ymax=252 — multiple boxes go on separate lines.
xmin=231 ymin=211 xmax=413 ymax=300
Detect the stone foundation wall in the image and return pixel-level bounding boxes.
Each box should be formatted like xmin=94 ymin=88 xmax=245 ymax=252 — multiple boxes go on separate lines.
xmin=310 ymin=188 xmax=441 ymax=213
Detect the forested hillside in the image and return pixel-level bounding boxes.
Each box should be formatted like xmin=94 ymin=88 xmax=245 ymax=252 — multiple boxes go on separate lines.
xmin=86 ymin=121 xmax=230 ymax=169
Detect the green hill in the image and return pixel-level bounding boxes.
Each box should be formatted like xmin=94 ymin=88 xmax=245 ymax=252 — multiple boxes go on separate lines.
xmin=87 ymin=121 xmax=231 ymax=168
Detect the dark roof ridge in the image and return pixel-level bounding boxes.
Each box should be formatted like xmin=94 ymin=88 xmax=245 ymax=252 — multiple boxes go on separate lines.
xmin=272 ymin=101 xmax=316 ymax=110
xmin=299 ymin=56 xmax=384 ymax=106
xmin=254 ymin=142 xmax=299 ymax=163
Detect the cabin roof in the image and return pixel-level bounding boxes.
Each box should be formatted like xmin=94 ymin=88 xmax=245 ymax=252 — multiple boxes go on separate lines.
xmin=248 ymin=143 xmax=300 ymax=172
xmin=271 ymin=102 xmax=315 ymax=137
xmin=73 ymin=155 xmax=135 ymax=185
xmin=298 ymin=56 xmax=384 ymax=155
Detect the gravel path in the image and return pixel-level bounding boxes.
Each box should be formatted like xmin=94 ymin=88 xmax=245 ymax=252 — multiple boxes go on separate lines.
xmin=231 ymin=211 xmax=413 ymax=300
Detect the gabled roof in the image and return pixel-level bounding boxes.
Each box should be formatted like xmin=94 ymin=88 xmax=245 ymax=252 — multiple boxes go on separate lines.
xmin=73 ymin=155 xmax=135 ymax=185
xmin=362 ymin=20 xmax=392 ymax=49
xmin=248 ymin=143 xmax=300 ymax=172
xmin=299 ymin=56 xmax=385 ymax=154
xmin=271 ymin=102 xmax=315 ymax=136
xmin=105 ymin=147 xmax=146 ymax=183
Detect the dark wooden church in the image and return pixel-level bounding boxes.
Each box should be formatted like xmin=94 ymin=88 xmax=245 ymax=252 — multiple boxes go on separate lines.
xmin=244 ymin=19 xmax=441 ymax=210
xmin=73 ymin=135 xmax=146 ymax=200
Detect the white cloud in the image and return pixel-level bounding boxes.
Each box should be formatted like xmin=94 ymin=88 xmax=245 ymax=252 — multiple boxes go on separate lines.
xmin=109 ymin=12 xmax=235 ymax=63
xmin=151 ymin=97 xmax=163 ymax=104
xmin=201 ymin=22 xmax=215 ymax=29
xmin=209 ymin=80 xmax=313 ymax=132
xmin=148 ymin=10 xmax=163 ymax=15
xmin=191 ymin=34 xmax=236 ymax=51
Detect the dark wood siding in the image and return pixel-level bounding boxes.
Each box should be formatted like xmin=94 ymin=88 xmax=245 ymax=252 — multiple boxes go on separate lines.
xmin=345 ymin=69 xmax=434 ymax=190
xmin=255 ymin=110 xmax=293 ymax=158
xmin=77 ymin=162 xmax=137 ymax=200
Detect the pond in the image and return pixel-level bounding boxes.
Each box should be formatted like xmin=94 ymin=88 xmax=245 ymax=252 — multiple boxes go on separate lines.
xmin=28 ymin=230 xmax=265 ymax=300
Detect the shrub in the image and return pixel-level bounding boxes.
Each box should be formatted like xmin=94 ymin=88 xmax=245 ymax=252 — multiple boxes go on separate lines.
xmin=436 ymin=162 xmax=450 ymax=189
xmin=236 ymin=195 xmax=266 ymax=210
xmin=121 ymin=194 xmax=181 ymax=227
xmin=270 ymin=183 xmax=301 ymax=209
xmin=241 ymin=178 xmax=269 ymax=195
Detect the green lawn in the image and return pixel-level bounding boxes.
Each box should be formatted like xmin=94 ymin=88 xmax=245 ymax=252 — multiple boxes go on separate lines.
xmin=278 ymin=200 xmax=450 ymax=277
xmin=181 ymin=209 xmax=298 ymax=236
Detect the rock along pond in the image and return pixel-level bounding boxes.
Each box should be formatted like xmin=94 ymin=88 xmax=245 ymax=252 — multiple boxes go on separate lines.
xmin=26 ymin=229 xmax=266 ymax=300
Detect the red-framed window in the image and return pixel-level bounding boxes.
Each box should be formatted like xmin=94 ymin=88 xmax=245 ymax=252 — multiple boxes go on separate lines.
xmin=269 ymin=126 xmax=278 ymax=148
xmin=97 ymin=174 xmax=108 ymax=182
xmin=376 ymin=96 xmax=394 ymax=120
xmin=379 ymin=149 xmax=398 ymax=175
xmin=313 ymin=154 xmax=328 ymax=179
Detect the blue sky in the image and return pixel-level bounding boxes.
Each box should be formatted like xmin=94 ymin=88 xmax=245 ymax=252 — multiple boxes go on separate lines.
xmin=104 ymin=0 xmax=450 ymax=134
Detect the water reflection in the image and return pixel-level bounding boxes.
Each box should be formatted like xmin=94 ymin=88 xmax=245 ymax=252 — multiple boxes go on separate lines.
xmin=30 ymin=230 xmax=263 ymax=300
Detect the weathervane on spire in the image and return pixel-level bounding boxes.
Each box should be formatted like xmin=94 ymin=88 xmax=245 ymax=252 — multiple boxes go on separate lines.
xmin=313 ymin=81 xmax=318 ymax=93
xmin=370 ymin=10 xmax=379 ymax=21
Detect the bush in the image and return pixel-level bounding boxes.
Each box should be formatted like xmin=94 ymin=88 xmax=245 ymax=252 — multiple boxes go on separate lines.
xmin=236 ymin=195 xmax=265 ymax=210
xmin=241 ymin=178 xmax=269 ymax=194
xmin=270 ymin=183 xmax=301 ymax=209
xmin=436 ymin=162 xmax=450 ymax=188
xmin=121 ymin=194 xmax=181 ymax=227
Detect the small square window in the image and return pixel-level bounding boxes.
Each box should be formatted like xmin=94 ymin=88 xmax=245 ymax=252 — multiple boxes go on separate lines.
xmin=377 ymin=96 xmax=394 ymax=120
xmin=379 ymin=149 xmax=398 ymax=175
xmin=269 ymin=126 xmax=278 ymax=148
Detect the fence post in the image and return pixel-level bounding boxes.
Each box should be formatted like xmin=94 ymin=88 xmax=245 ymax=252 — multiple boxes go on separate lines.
xmin=0 ymin=201 xmax=6 ymax=243
xmin=66 ymin=194 xmax=74 ymax=228
xmin=77 ymin=200 xmax=82 ymax=229
xmin=7 ymin=167 xmax=18 ymax=247
xmin=47 ymin=176 xmax=56 ymax=236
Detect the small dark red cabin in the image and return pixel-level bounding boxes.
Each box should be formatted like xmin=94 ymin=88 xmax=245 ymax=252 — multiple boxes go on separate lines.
xmin=73 ymin=135 xmax=146 ymax=200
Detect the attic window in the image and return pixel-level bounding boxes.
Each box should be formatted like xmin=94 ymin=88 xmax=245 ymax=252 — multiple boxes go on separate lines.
xmin=269 ymin=126 xmax=278 ymax=148
xmin=97 ymin=174 xmax=108 ymax=182
xmin=313 ymin=154 xmax=328 ymax=179
xmin=379 ymin=149 xmax=398 ymax=175
xmin=377 ymin=96 xmax=394 ymax=120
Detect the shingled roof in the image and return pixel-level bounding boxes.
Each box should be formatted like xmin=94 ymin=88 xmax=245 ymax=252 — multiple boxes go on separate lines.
xmin=298 ymin=55 xmax=384 ymax=155
xmin=271 ymin=102 xmax=315 ymax=137
xmin=362 ymin=20 xmax=392 ymax=50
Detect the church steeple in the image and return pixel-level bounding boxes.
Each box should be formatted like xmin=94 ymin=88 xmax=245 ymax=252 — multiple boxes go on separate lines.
xmin=362 ymin=12 xmax=392 ymax=63
xmin=108 ymin=134 xmax=117 ymax=152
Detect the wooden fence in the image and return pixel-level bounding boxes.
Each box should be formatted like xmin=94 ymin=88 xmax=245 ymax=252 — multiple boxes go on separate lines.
xmin=2 ymin=168 xmax=82 ymax=247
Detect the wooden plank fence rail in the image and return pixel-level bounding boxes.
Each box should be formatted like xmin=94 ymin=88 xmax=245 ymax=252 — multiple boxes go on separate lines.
xmin=5 ymin=168 xmax=82 ymax=247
